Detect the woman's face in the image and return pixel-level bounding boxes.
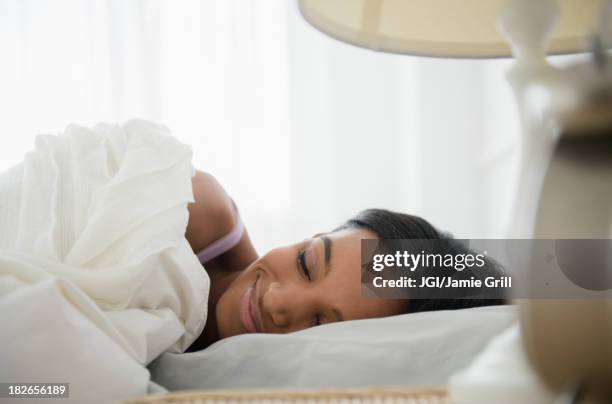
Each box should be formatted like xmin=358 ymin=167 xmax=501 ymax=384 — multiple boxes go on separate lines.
xmin=216 ymin=227 xmax=407 ymax=338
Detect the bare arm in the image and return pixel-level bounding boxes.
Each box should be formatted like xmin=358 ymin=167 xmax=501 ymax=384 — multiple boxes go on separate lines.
xmin=186 ymin=170 xmax=258 ymax=272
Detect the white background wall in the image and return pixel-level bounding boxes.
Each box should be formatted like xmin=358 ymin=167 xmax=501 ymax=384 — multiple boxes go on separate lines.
xmin=0 ymin=0 xmax=579 ymax=254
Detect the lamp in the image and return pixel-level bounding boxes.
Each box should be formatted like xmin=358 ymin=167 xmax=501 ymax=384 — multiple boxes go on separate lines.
xmin=299 ymin=0 xmax=601 ymax=58
xmin=299 ymin=0 xmax=612 ymax=401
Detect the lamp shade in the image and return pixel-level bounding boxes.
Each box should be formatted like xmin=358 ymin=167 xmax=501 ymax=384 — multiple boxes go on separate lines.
xmin=299 ymin=0 xmax=602 ymax=58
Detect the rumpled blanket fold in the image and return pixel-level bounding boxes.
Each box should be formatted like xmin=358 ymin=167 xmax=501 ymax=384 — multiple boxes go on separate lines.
xmin=0 ymin=119 xmax=209 ymax=403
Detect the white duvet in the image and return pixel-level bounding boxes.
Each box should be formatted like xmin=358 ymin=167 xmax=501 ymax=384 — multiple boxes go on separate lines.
xmin=0 ymin=120 xmax=209 ymax=403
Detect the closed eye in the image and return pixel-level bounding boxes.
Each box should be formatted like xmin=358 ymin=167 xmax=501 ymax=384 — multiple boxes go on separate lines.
xmin=298 ymin=248 xmax=322 ymax=327
xmin=297 ymin=249 xmax=311 ymax=281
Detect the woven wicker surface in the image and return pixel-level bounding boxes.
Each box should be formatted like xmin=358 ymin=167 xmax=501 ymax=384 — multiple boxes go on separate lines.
xmin=124 ymin=387 xmax=449 ymax=404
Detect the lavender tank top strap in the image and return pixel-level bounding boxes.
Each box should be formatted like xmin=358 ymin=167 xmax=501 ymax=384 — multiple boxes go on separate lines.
xmin=196 ymin=199 xmax=245 ymax=264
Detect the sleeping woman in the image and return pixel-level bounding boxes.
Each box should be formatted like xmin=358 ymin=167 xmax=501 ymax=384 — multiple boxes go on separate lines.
xmin=185 ymin=170 xmax=506 ymax=351
xmin=0 ymin=120 xmax=505 ymax=403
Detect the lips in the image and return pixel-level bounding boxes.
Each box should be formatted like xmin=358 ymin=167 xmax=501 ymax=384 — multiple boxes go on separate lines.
xmin=250 ymin=277 xmax=261 ymax=332
xmin=240 ymin=274 xmax=263 ymax=333
xmin=240 ymin=285 xmax=258 ymax=333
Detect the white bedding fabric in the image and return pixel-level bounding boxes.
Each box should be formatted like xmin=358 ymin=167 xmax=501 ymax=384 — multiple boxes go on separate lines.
xmin=149 ymin=305 xmax=516 ymax=390
xmin=0 ymin=120 xmax=209 ymax=403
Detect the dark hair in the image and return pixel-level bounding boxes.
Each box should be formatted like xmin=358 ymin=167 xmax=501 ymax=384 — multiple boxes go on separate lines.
xmin=335 ymin=208 xmax=507 ymax=313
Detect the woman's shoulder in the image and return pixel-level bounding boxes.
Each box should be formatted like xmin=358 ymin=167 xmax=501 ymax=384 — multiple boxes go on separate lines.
xmin=186 ymin=170 xmax=237 ymax=254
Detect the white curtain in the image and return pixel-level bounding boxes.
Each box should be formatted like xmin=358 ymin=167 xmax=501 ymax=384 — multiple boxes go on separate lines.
xmin=2 ymin=0 xmax=579 ymax=253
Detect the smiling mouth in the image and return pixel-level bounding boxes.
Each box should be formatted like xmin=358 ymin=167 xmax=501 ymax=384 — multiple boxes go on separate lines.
xmin=239 ymin=276 xmax=261 ymax=333
xmin=250 ymin=276 xmax=262 ymax=332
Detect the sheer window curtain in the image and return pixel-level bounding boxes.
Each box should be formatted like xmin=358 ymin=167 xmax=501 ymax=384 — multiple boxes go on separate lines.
xmin=1 ymin=0 xmax=528 ymax=254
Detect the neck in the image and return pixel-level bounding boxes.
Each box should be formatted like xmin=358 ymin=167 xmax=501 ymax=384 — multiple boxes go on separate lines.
xmin=186 ymin=263 xmax=242 ymax=351
xmin=187 ymin=234 xmax=259 ymax=351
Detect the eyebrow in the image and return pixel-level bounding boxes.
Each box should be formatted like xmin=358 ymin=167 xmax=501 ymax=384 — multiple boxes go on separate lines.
xmin=321 ymin=236 xmax=332 ymax=271
xmin=319 ymin=236 xmax=343 ymax=322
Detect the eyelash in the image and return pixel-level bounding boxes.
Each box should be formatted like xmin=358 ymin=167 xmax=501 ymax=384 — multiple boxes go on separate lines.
xmin=298 ymin=249 xmax=321 ymax=327
xmin=297 ymin=249 xmax=312 ymax=281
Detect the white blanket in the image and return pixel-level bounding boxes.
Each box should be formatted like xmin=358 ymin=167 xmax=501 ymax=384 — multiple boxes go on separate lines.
xmin=0 ymin=120 xmax=209 ymax=403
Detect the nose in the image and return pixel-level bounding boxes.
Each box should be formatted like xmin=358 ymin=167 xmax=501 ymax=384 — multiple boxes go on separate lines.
xmin=262 ymin=281 xmax=305 ymax=329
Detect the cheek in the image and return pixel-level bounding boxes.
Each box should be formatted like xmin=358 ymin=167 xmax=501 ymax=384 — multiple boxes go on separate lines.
xmin=367 ymin=300 xmax=406 ymax=319
xmin=339 ymin=302 xmax=392 ymax=322
xmin=251 ymin=249 xmax=297 ymax=286
xmin=332 ymin=281 xmax=405 ymax=321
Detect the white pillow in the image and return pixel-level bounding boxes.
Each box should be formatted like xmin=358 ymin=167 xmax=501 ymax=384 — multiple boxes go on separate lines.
xmin=149 ymin=305 xmax=515 ymax=390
